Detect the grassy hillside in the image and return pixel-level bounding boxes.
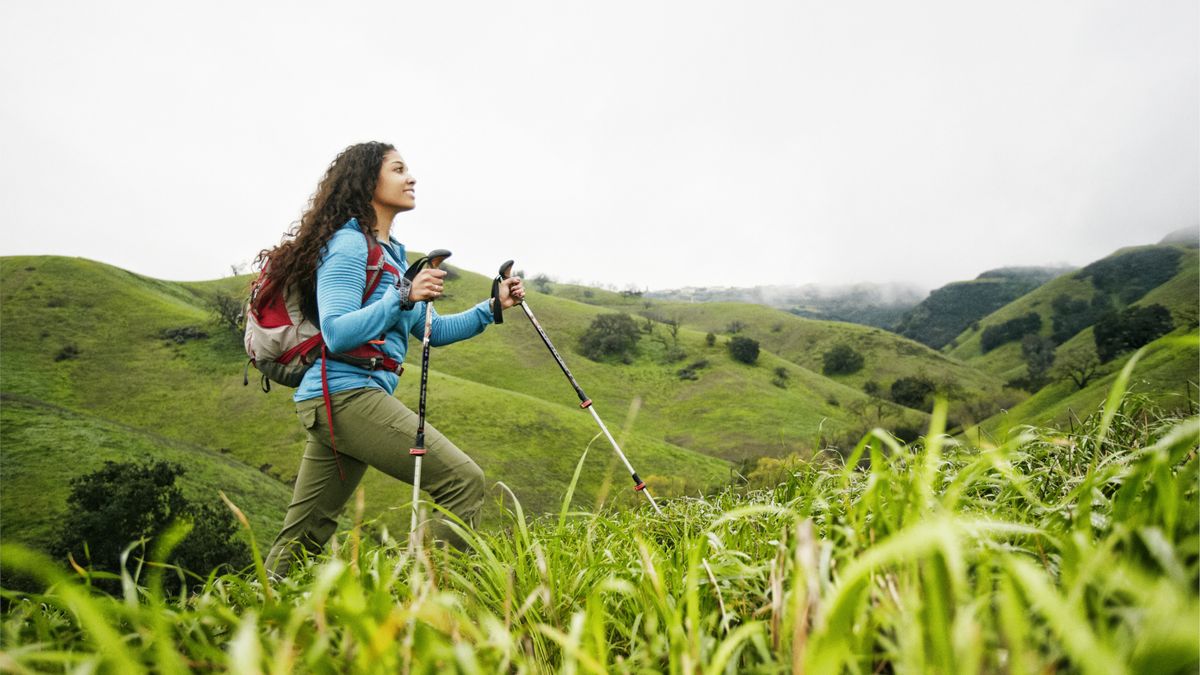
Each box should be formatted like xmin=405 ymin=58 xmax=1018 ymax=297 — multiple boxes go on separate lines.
xmin=2 ymin=254 xmax=835 ymax=550
xmin=0 ymin=395 xmax=292 ymax=551
xmin=976 ymin=332 xmax=1199 ymax=436
xmin=593 ymin=300 xmax=1013 ymax=428
xmin=945 ymin=245 xmax=1198 ymax=383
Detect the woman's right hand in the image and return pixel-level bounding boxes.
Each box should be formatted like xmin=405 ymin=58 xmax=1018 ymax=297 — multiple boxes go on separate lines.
xmin=409 ymin=268 xmax=447 ymax=302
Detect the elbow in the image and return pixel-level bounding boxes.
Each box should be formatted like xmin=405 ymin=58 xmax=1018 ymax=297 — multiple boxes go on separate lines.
xmin=321 ymin=323 xmax=355 ymax=353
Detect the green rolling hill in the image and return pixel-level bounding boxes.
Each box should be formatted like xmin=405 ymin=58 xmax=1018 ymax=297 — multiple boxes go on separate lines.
xmin=6 ymin=254 xmax=948 ymax=552
xmin=3 ymin=243 xmax=1194 ymax=555
xmin=945 ymin=245 xmax=1198 ymax=382
xmin=603 ymin=300 xmax=1013 ymax=428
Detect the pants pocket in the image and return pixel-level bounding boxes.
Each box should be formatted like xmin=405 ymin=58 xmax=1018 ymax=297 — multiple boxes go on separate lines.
xmin=297 ymin=404 xmax=320 ymax=431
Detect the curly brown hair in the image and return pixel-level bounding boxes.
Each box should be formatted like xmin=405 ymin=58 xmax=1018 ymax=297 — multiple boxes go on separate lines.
xmin=253 ymin=141 xmax=395 ymax=310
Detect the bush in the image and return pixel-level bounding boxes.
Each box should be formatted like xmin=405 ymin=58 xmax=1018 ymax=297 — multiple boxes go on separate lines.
xmin=705 ymin=332 xmax=716 ymax=347
xmin=980 ymin=312 xmax=1042 ymax=352
xmin=159 ymin=326 xmax=209 ymax=344
xmin=890 ymin=376 xmax=935 ymax=411
xmin=50 ymin=460 xmax=248 ymax=594
xmin=578 ymin=313 xmax=640 ymax=362
xmin=1050 ymin=294 xmax=1108 ymax=344
xmin=772 ymin=366 xmax=790 ymax=388
xmin=727 ymin=336 xmax=759 ymax=365
xmin=54 ymin=344 xmax=80 ymax=361
xmin=1093 ymin=304 xmax=1174 ymax=362
xmin=822 ymin=344 xmax=864 ymax=375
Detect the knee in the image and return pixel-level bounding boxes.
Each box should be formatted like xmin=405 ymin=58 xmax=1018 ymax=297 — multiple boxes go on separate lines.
xmin=436 ymin=460 xmax=485 ymax=508
xmin=460 ymin=461 xmax=486 ymax=500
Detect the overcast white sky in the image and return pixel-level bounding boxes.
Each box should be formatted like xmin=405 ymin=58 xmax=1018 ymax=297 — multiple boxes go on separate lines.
xmin=1 ymin=1 xmax=1196 ymax=291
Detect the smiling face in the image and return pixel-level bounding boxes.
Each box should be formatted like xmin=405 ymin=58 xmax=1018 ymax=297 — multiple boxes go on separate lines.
xmin=372 ymin=150 xmax=416 ymax=214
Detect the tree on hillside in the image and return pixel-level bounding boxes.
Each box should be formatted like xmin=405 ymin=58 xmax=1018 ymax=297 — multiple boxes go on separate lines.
xmin=51 ymin=460 xmax=248 ymax=594
xmin=728 ymin=336 xmax=760 ymax=365
xmin=822 ymin=344 xmax=864 ymax=375
xmin=1012 ymin=335 xmax=1056 ymax=391
xmin=210 ymin=291 xmax=244 ymax=338
xmin=1050 ymin=292 xmax=1118 ymax=345
xmin=980 ymin=313 xmax=1042 ymax=352
xmin=532 ymin=274 xmax=553 ymax=294
xmin=1093 ymin=304 xmax=1174 ymax=362
xmin=578 ymin=313 xmax=641 ymax=363
xmin=1054 ymin=347 xmax=1101 ymax=390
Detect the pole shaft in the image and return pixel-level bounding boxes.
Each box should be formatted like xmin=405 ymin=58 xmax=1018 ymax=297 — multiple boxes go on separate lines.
xmin=520 ymin=303 xmax=589 ymax=403
xmin=516 ymin=298 xmax=662 ymax=515
xmin=588 ymin=404 xmax=663 ymax=515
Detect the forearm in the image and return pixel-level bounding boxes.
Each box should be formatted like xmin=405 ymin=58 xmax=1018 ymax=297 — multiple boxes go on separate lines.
xmin=413 ymin=300 xmax=494 ymax=346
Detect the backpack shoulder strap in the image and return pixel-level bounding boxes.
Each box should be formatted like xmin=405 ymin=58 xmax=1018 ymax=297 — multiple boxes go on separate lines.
xmin=362 ymin=232 xmax=385 ymax=302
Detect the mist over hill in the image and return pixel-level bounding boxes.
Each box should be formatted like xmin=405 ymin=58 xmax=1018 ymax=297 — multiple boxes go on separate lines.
xmin=647 ymin=282 xmax=927 ymax=328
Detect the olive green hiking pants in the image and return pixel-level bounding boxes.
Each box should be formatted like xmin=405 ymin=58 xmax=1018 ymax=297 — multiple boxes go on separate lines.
xmin=265 ymin=387 xmax=485 ymax=576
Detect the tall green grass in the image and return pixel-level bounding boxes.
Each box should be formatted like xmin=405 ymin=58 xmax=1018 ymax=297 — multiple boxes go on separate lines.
xmin=2 ymin=349 xmax=1197 ymax=673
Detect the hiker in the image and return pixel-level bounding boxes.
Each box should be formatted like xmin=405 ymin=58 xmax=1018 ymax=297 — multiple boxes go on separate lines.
xmin=259 ymin=141 xmax=524 ymax=575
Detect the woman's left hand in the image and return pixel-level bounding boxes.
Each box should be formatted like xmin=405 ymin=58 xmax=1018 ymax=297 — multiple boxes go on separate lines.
xmin=498 ymin=276 xmax=525 ymax=310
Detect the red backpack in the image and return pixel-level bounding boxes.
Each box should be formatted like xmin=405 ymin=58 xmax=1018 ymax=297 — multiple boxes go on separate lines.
xmin=243 ymin=231 xmax=403 ymax=392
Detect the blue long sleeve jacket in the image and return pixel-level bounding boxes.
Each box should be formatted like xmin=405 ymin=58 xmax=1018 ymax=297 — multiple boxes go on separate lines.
xmin=293 ymin=219 xmax=493 ymax=402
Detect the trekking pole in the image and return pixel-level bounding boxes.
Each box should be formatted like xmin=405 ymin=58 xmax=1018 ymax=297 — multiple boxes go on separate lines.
xmin=496 ymin=261 xmax=663 ymax=515
xmin=407 ymin=249 xmax=452 ymax=551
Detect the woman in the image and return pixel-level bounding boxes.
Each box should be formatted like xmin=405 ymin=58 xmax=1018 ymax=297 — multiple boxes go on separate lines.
xmin=261 ymin=141 xmax=524 ymax=575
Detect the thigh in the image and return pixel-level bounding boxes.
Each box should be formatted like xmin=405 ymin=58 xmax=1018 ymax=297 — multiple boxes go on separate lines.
xmin=326 ymin=387 xmax=481 ymax=488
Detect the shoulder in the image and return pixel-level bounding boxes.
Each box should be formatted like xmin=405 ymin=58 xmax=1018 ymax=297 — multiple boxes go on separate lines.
xmin=325 ymin=219 xmax=370 ymax=258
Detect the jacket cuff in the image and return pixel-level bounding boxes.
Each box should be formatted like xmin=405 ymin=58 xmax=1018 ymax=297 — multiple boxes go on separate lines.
xmin=474 ymin=299 xmax=495 ymax=326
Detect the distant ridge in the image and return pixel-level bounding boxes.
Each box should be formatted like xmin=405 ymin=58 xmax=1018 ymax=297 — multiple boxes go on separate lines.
xmin=1160 ymin=226 xmax=1200 ymax=247
xmin=892 ymin=266 xmax=1072 ymax=349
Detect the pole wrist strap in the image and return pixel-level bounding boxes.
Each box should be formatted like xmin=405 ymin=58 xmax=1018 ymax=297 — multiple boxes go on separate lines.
xmin=490 ymin=275 xmax=504 ymax=324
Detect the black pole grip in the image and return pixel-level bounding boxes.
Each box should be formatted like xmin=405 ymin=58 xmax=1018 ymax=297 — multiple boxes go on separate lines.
xmin=492 ymin=259 xmax=515 ymax=324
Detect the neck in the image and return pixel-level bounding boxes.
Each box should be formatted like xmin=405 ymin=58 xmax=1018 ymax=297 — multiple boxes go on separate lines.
xmin=371 ymin=205 xmax=398 ymax=241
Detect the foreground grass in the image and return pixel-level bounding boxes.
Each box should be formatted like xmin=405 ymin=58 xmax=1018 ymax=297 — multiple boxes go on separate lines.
xmin=2 ymin=361 xmax=1197 ymax=673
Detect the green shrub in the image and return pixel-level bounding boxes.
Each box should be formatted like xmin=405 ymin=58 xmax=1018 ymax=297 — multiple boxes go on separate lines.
xmin=50 ymin=460 xmax=248 ymax=594
xmin=727 ymin=336 xmax=759 ymax=364
xmin=578 ymin=313 xmax=640 ymax=362
xmin=822 ymin=344 xmax=864 ymax=375
xmin=772 ymin=366 xmax=790 ymax=388
xmin=890 ymin=375 xmax=935 ymax=411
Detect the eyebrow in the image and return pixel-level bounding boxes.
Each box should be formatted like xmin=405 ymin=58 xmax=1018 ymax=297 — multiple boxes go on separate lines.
xmin=390 ymin=160 xmax=405 ymax=166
